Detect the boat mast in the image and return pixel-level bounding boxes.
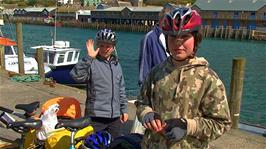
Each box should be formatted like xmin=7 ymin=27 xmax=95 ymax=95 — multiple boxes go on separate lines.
xmin=0 ymin=7 xmax=4 ymax=37
xmin=53 ymin=1 xmax=57 ymax=46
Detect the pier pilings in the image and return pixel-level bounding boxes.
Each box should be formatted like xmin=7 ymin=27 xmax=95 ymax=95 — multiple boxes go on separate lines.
xmin=36 ymin=48 xmax=45 ymax=78
xmin=229 ymin=58 xmax=246 ymax=129
xmin=16 ymin=22 xmax=25 ymax=75
xmin=201 ymin=26 xmax=266 ymax=40
xmin=6 ymin=18 xmax=266 ymax=40
xmin=0 ymin=45 xmax=4 ymax=69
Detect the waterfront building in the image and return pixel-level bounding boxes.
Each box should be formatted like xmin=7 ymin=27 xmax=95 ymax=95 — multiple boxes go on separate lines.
xmin=192 ymin=0 xmax=266 ymax=30
xmin=91 ymin=6 xmax=163 ymax=26
xmin=13 ymin=7 xmax=56 ymax=21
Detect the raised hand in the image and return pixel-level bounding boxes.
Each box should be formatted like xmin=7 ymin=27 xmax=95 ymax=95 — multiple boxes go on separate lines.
xmin=86 ymin=39 xmax=99 ymax=58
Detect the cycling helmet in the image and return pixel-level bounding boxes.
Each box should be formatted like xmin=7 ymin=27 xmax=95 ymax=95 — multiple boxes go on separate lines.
xmin=83 ymin=131 xmax=112 ymax=149
xmin=96 ymin=29 xmax=116 ymax=45
xmin=160 ymin=7 xmax=202 ymax=36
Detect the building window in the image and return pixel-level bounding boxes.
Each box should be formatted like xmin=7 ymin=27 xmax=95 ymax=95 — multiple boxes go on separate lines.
xmin=250 ymin=12 xmax=255 ymax=16
xmin=264 ymin=12 xmax=266 ymax=20
xmin=213 ymin=11 xmax=218 ymax=18
xmin=234 ymin=12 xmax=239 ymax=18
xmin=250 ymin=12 xmax=256 ymax=19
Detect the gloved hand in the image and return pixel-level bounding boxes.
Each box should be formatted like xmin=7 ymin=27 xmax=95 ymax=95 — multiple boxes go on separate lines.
xmin=164 ymin=118 xmax=187 ymax=142
xmin=142 ymin=112 xmax=165 ymax=132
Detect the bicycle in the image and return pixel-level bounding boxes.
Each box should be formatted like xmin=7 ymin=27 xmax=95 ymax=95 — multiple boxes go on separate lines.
xmin=0 ymin=101 xmax=43 ymax=149
xmin=0 ymin=99 xmax=143 ymax=149
xmin=0 ymin=98 xmax=94 ymax=149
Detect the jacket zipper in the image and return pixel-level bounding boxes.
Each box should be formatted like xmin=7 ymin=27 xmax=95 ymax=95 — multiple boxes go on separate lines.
xmin=109 ymin=62 xmax=114 ymax=118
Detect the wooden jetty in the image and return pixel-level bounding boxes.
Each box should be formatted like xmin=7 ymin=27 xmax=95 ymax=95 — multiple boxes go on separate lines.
xmin=0 ymin=69 xmax=265 ymax=148
xmin=202 ymin=25 xmax=266 ymax=41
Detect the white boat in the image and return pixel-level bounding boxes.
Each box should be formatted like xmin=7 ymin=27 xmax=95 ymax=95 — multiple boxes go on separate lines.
xmin=31 ymin=41 xmax=81 ymax=85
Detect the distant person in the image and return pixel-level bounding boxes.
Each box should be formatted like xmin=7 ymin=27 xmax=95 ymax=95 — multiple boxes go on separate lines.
xmin=138 ymin=5 xmax=174 ymax=85
xmin=70 ymin=29 xmax=128 ymax=139
xmin=135 ymin=7 xmax=231 ymax=148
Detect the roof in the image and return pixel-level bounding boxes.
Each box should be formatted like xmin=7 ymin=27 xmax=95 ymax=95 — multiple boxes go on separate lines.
xmin=93 ymin=6 xmax=163 ymax=12
xmin=15 ymin=7 xmax=56 ymax=12
xmin=193 ymin=0 xmax=266 ymax=11
xmin=94 ymin=7 xmax=124 ymax=11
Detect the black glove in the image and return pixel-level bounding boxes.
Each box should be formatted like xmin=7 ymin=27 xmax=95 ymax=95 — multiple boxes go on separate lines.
xmin=164 ymin=118 xmax=187 ymax=142
xmin=142 ymin=112 xmax=161 ymax=125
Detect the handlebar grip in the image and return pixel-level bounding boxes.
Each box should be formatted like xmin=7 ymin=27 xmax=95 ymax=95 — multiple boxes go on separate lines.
xmin=0 ymin=106 xmax=14 ymax=114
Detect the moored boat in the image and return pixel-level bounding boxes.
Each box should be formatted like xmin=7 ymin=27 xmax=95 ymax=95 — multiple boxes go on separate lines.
xmin=31 ymin=41 xmax=82 ymax=85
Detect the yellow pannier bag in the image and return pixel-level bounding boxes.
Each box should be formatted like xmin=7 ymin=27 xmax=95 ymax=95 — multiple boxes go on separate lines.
xmin=24 ymin=125 xmax=93 ymax=149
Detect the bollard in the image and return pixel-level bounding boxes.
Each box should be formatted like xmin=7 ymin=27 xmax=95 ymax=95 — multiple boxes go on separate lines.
xmin=36 ymin=48 xmax=45 ymax=78
xmin=16 ymin=22 xmax=25 ymax=74
xmin=229 ymin=58 xmax=246 ymax=129
xmin=0 ymin=45 xmax=4 ymax=69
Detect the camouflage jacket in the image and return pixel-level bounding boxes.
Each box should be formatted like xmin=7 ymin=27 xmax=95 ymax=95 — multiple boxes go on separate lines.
xmin=136 ymin=57 xmax=231 ymax=149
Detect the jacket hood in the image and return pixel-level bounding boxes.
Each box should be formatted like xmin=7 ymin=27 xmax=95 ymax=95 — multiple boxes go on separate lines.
xmin=185 ymin=57 xmax=209 ymax=69
xmin=169 ymin=57 xmax=209 ymax=70
xmin=167 ymin=57 xmax=209 ymax=85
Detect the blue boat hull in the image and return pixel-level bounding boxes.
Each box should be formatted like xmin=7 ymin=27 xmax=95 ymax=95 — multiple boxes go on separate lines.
xmin=45 ymin=64 xmax=84 ymax=86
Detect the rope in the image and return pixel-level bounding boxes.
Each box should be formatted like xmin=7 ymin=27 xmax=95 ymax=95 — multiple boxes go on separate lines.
xmin=10 ymin=74 xmax=41 ymax=82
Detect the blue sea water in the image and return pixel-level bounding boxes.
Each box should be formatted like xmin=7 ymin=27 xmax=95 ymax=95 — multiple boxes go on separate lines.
xmin=2 ymin=24 xmax=266 ymax=126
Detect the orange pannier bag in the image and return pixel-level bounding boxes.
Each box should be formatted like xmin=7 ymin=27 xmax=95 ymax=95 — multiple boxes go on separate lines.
xmin=41 ymin=96 xmax=81 ymax=119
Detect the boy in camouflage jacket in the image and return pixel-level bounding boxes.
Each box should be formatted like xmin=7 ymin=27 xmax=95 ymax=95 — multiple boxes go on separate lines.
xmin=136 ymin=7 xmax=231 ymax=149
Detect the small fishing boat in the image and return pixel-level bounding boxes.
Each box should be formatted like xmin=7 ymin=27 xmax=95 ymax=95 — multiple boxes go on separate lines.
xmin=31 ymin=41 xmax=82 ymax=85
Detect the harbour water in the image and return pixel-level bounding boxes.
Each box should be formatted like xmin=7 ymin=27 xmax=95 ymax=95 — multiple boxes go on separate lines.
xmin=2 ymin=24 xmax=266 ymax=127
